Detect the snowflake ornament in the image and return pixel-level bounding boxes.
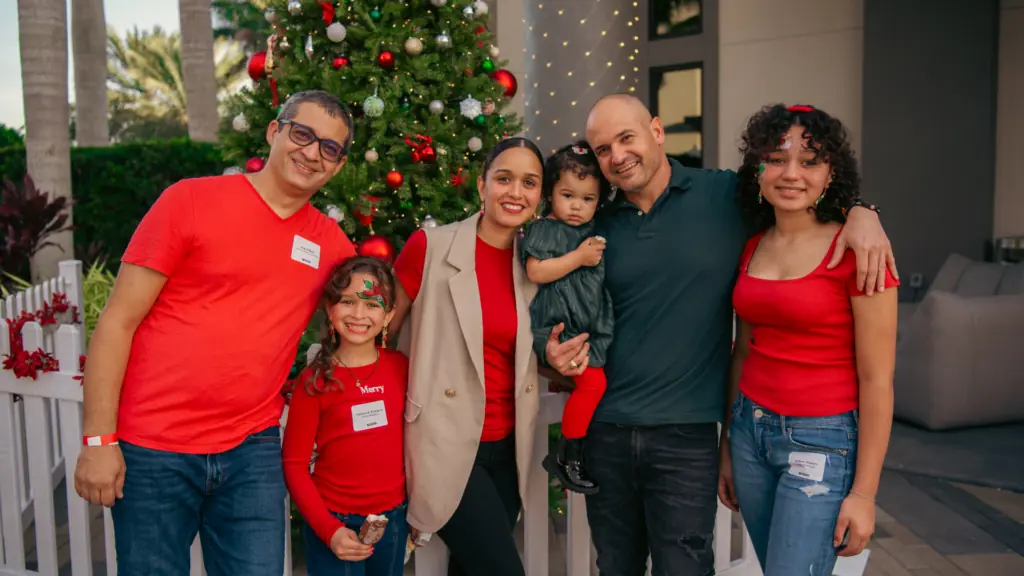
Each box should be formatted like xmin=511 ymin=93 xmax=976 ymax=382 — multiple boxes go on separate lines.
xmin=460 ymin=96 xmax=482 ymax=119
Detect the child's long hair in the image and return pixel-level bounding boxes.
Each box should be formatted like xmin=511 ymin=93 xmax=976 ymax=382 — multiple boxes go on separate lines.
xmin=541 ymin=140 xmax=614 ymax=216
xmin=303 ymin=256 xmax=397 ymax=395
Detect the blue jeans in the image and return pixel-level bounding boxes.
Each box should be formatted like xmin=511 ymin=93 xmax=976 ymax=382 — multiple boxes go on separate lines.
xmin=583 ymin=422 xmax=719 ymax=576
xmin=111 ymin=426 xmax=286 ymax=576
xmin=728 ymin=393 xmax=859 ymax=575
xmin=303 ymin=502 xmax=409 ymax=576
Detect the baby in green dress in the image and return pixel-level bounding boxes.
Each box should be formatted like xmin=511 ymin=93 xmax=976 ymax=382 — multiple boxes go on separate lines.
xmin=520 ymin=141 xmax=615 ymax=495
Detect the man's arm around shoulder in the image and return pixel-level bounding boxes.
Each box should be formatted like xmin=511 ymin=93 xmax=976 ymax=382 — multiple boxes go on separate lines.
xmin=74 ymin=263 xmax=167 ymax=507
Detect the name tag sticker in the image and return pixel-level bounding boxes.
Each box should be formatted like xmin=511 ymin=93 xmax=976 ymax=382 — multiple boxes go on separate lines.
xmin=787 ymin=451 xmax=826 ymax=482
xmin=291 ymin=235 xmax=321 ymax=269
xmin=352 ymin=400 xmax=387 ymax=432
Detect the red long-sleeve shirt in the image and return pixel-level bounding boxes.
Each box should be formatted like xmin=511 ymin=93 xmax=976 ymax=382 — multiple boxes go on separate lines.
xmin=282 ymin=349 xmax=408 ymax=545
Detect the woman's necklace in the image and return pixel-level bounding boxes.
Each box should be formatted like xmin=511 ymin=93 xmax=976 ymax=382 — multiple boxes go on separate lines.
xmin=334 ymin=348 xmax=380 ymax=385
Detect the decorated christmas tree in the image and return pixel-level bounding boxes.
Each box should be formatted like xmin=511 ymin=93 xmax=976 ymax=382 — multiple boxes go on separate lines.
xmin=219 ymin=0 xmax=521 ymax=252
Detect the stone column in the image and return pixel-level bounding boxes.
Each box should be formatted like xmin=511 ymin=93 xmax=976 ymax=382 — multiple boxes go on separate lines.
xmin=524 ymin=0 xmax=644 ymax=153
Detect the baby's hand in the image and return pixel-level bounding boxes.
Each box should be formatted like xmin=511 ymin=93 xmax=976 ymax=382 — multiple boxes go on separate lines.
xmin=575 ymin=236 xmax=606 ymax=267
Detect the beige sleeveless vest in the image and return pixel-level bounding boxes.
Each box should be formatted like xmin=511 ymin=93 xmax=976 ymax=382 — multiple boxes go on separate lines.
xmin=397 ymin=212 xmax=540 ymax=533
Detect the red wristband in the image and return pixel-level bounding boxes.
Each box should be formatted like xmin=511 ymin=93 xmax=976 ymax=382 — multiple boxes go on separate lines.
xmin=83 ymin=433 xmax=119 ymax=447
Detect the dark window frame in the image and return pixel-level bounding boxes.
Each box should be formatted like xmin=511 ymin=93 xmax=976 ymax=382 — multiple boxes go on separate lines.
xmin=648 ymin=0 xmax=703 ymax=41
xmin=649 ymin=61 xmax=705 ymax=168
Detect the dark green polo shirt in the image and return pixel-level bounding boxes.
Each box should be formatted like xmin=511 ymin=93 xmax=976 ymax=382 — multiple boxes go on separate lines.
xmin=593 ymin=158 xmax=748 ymax=426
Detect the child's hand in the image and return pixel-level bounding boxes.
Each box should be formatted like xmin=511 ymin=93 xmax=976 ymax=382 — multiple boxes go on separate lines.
xmin=330 ymin=526 xmax=374 ymax=561
xmin=575 ymin=236 xmax=606 ymax=267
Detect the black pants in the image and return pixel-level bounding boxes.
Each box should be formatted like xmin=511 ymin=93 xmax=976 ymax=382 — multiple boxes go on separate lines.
xmin=584 ymin=422 xmax=720 ymax=576
xmin=438 ymin=435 xmax=524 ymax=576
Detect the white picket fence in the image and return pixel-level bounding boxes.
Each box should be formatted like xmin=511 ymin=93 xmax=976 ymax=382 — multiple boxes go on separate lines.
xmin=0 ymin=259 xmax=821 ymax=576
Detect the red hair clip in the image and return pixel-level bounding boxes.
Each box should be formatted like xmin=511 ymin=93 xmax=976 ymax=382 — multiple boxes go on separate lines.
xmin=787 ymin=105 xmax=814 ymax=113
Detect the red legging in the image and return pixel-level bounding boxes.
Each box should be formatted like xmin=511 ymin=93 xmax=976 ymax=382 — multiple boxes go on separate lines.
xmin=561 ymin=367 xmax=608 ymax=439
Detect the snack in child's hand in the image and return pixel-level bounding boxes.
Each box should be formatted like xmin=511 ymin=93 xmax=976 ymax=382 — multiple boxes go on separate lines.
xmin=358 ymin=514 xmax=388 ymax=545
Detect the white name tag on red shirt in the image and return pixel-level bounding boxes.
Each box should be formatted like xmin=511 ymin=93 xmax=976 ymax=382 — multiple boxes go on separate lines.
xmin=291 ymin=235 xmax=321 ymax=269
xmin=352 ymin=400 xmax=387 ymax=432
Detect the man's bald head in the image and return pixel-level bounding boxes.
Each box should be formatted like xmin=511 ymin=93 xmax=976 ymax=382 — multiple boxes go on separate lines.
xmin=585 ymin=93 xmax=667 ymax=196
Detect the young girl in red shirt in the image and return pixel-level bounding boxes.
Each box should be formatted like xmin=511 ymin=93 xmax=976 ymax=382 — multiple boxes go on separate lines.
xmin=282 ymin=256 xmax=409 ymax=576
xmin=719 ymin=104 xmax=898 ymax=575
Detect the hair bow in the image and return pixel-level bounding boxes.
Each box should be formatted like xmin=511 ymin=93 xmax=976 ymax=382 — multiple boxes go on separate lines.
xmin=787 ymin=105 xmax=814 ymax=113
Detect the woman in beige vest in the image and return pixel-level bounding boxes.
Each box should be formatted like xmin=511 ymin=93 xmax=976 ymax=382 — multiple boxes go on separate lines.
xmin=390 ymin=138 xmax=551 ymax=576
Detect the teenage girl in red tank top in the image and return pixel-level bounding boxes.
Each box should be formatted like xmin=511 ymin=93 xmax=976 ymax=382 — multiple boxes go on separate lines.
xmin=718 ymin=104 xmax=899 ymax=575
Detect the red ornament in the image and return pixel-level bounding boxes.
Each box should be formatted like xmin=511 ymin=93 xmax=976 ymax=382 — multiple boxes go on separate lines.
xmin=332 ymin=56 xmax=350 ymax=69
xmin=474 ymin=26 xmax=486 ymax=35
xmin=405 ymin=134 xmax=436 ymax=164
xmin=319 ymin=2 xmax=335 ymax=26
xmin=420 ymin=144 xmax=436 ymax=163
xmin=357 ymin=234 xmax=397 ymax=265
xmin=385 ymin=170 xmax=404 ymax=189
xmin=247 ymin=51 xmax=268 ymax=81
xmin=377 ymin=50 xmax=395 ymax=69
xmin=245 ymin=157 xmax=266 ymax=173
xmin=490 ymin=69 xmax=518 ymax=98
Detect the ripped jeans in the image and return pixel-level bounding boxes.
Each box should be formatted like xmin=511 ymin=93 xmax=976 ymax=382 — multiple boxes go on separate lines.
xmin=584 ymin=422 xmax=719 ymax=576
xmin=728 ymin=392 xmax=858 ymax=576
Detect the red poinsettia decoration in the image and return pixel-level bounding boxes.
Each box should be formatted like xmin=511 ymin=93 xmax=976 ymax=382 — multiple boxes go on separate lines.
xmin=2 ymin=292 xmax=83 ymax=381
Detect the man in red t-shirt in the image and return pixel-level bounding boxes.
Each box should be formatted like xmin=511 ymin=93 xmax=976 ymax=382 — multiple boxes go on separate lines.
xmin=72 ymin=90 xmax=356 ymax=575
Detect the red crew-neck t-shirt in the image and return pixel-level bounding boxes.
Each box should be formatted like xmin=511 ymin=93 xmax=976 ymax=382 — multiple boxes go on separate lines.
xmin=118 ymin=175 xmax=355 ymax=453
xmin=393 ymin=229 xmax=517 ymax=442
xmin=281 ymin=349 xmax=408 ymax=545
xmin=732 ymin=229 xmax=899 ymax=417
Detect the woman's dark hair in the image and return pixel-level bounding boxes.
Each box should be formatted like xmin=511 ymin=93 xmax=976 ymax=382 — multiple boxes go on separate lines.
xmin=541 ymin=140 xmax=614 ymax=216
xmin=303 ymin=256 xmax=397 ymax=395
xmin=737 ymin=104 xmax=860 ymax=233
xmin=481 ymin=136 xmax=545 ymax=179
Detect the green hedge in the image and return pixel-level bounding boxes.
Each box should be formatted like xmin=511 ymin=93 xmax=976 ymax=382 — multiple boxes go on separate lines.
xmin=0 ymin=139 xmax=228 ymax=263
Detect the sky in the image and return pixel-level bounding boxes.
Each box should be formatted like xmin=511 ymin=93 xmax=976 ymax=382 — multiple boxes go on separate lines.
xmin=0 ymin=0 xmax=181 ymax=131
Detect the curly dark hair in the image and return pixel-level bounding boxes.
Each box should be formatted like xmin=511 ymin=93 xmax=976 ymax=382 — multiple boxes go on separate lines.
xmin=541 ymin=140 xmax=614 ymax=216
xmin=303 ymin=256 xmax=397 ymax=395
xmin=736 ymin=104 xmax=861 ymax=233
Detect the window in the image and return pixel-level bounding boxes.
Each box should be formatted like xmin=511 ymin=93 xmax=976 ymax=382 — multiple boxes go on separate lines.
xmin=650 ymin=63 xmax=703 ymax=168
xmin=649 ymin=0 xmax=702 ymax=40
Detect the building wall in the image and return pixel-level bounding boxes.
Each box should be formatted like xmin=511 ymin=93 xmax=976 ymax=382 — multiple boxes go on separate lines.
xmin=490 ymin=0 xmax=526 ymax=123
xmin=862 ymin=0 xmax=999 ymax=291
xmin=717 ymin=0 xmax=864 ymax=169
xmin=995 ymin=0 xmax=1024 ymax=238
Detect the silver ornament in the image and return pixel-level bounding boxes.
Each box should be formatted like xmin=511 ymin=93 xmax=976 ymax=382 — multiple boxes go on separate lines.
xmin=404 ymin=37 xmax=424 ymax=56
xmin=473 ymin=1 xmax=488 ymax=16
xmin=421 ymin=215 xmax=439 ymax=229
xmin=462 ymin=5 xmax=475 ymax=20
xmin=231 ymin=113 xmax=249 ymax=132
xmin=429 ymin=0 xmax=447 ymax=6
xmin=287 ymin=0 xmax=302 ymax=16
xmin=365 ymin=149 xmax=379 ymax=163
xmin=363 ymin=95 xmax=385 ymax=117
xmin=325 ymin=205 xmax=345 ymax=222
xmin=468 ymin=137 xmax=483 ymax=152
xmin=264 ymin=8 xmax=278 ymax=24
xmin=489 ymin=44 xmax=500 ymax=58
xmin=279 ymin=36 xmax=291 ymax=50
xmin=435 ymin=33 xmax=452 ymax=50
xmin=326 ymin=22 xmax=347 ymax=43
xmin=436 ymin=145 xmax=448 ymax=156
xmin=304 ymin=34 xmax=315 ymax=60
xmin=223 ymin=166 xmax=243 ymax=175
xmin=429 ymin=100 xmax=444 ymax=115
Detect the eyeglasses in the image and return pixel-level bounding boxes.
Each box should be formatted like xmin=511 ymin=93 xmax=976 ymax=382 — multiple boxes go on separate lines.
xmin=277 ymin=120 xmax=347 ymax=163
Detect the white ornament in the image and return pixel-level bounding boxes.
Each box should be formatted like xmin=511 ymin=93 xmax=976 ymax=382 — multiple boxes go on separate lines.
xmin=326 ymin=22 xmax=347 ymax=42
xmin=429 ymin=0 xmax=447 ymax=6
xmin=264 ymin=8 xmax=278 ymax=24
xmin=365 ymin=149 xmax=380 ymax=163
xmin=304 ymin=34 xmax=315 ymax=60
xmin=460 ymin=96 xmax=482 ymax=119
xmin=404 ymin=37 xmax=424 ymax=56
xmin=468 ymin=137 xmax=483 ymax=152
xmin=231 ymin=113 xmax=249 ymax=132
xmin=429 ymin=100 xmax=444 ymax=115
xmin=435 ymin=33 xmax=452 ymax=50
xmin=363 ymin=95 xmax=385 ymax=117
xmin=473 ymin=1 xmax=488 ymax=16
xmin=279 ymin=36 xmax=291 ymax=50
xmin=223 ymin=166 xmax=243 ymax=175
xmin=287 ymin=0 xmax=302 ymax=16
xmin=489 ymin=44 xmax=500 ymax=58
xmin=421 ymin=215 xmax=439 ymax=229
xmin=325 ymin=204 xmax=345 ymax=222
xmin=462 ymin=5 xmax=475 ymax=20
xmin=436 ymin=145 xmax=448 ymax=156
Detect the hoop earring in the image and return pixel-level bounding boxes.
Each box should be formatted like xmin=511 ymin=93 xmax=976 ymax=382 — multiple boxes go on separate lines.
xmin=382 ymin=324 xmax=388 ymax=349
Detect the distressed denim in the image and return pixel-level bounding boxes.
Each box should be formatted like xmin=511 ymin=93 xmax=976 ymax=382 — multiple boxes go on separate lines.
xmin=112 ymin=426 xmax=287 ymax=576
xmin=303 ymin=502 xmax=409 ymax=576
xmin=728 ymin=393 xmax=858 ymax=575
xmin=583 ymin=422 xmax=719 ymax=576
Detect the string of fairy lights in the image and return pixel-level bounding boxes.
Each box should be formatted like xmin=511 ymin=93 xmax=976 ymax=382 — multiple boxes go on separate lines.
xmin=521 ymin=0 xmax=643 ymax=152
